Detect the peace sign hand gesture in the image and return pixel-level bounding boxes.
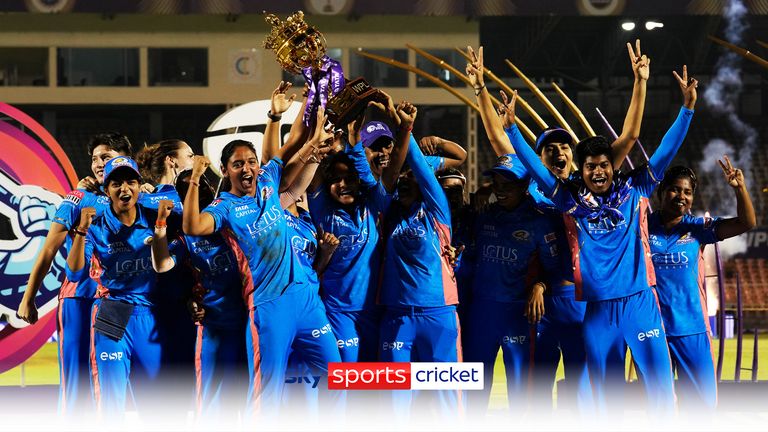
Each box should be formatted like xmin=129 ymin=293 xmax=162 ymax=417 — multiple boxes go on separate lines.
xmin=627 ymin=39 xmax=650 ymax=81
xmin=718 ymin=155 xmax=746 ymax=189
xmin=673 ymin=65 xmax=698 ymax=110
xmin=465 ymin=45 xmax=485 ymax=89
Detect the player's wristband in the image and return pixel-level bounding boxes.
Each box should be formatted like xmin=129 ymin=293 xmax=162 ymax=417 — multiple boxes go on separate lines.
xmin=155 ymin=219 xmax=167 ymax=228
xmin=73 ymin=227 xmax=87 ymax=236
xmin=267 ymin=110 xmax=282 ymax=122
xmin=474 ymin=85 xmax=486 ymax=96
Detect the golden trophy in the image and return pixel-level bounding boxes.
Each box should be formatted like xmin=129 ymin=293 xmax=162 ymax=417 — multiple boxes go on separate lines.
xmin=263 ymin=11 xmax=344 ymax=125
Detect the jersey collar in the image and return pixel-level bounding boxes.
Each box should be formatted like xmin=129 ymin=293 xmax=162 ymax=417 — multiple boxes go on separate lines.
xmin=104 ymin=202 xmax=150 ymax=233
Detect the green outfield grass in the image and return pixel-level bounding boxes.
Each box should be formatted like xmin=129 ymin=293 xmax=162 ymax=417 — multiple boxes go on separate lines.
xmin=2 ymin=335 xmax=767 ymax=401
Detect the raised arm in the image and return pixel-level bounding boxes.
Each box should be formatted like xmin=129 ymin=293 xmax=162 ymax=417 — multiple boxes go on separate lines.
xmin=183 ymin=156 xmax=216 ymax=236
xmin=151 ymin=200 xmax=177 ymax=273
xmin=418 ymin=136 xmax=467 ymax=168
xmin=648 ymin=66 xmax=697 ymax=180
xmin=406 ymin=133 xmax=451 ymax=221
xmin=380 ymin=99 xmax=411 ymax=193
xmin=714 ymin=156 xmax=757 ymax=240
xmin=281 ymin=107 xmax=334 ymax=195
xmin=505 ymin=124 xmax=558 ymax=195
xmin=611 ymin=39 xmax=649 ymax=169
xmin=466 ymin=45 xmax=515 ymax=156
xmin=66 ymin=207 xmax=95 ymax=277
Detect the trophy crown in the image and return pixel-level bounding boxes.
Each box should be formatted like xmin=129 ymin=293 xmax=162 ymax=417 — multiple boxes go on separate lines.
xmin=263 ymin=10 xmax=327 ymax=74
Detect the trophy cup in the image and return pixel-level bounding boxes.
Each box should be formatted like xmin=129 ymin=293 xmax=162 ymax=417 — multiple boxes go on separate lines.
xmin=325 ymin=77 xmax=388 ymax=127
xmin=263 ymin=11 xmax=345 ymax=126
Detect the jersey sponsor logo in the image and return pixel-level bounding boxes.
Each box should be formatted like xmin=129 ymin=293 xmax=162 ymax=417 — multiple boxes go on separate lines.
xmin=382 ymin=341 xmax=404 ymax=351
xmin=209 ymin=199 xmax=223 ymax=207
xmin=585 ymin=218 xmax=628 ymax=234
xmin=482 ymin=244 xmax=518 ymax=263
xmin=311 ymin=323 xmax=333 ymax=338
xmin=637 ymin=328 xmax=661 ymax=341
xmin=203 ymin=250 xmax=235 ymax=273
xmin=96 ymin=195 xmax=110 ymax=205
xmin=336 ymin=228 xmax=368 ymax=251
xmin=651 ymin=251 xmax=690 ymax=268
xmin=191 ymin=239 xmax=219 ymax=254
xmin=64 ymin=190 xmax=84 ymax=205
xmin=114 ymin=256 xmax=153 ymax=276
xmin=502 ymin=334 xmax=527 ymax=345
xmin=106 ymin=241 xmax=131 ymax=255
xmin=337 ymin=337 xmax=359 ymax=349
xmin=244 ymin=204 xmax=283 ymax=237
xmin=291 ymin=235 xmax=317 ymax=258
xmin=649 ymin=234 xmax=663 ymax=247
xmin=99 ymin=351 xmax=124 ymax=361
xmin=391 ymin=224 xmax=427 ymax=241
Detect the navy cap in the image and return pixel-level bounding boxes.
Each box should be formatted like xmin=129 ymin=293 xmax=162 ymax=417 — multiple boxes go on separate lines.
xmin=103 ymin=156 xmax=142 ymax=184
xmin=535 ymin=128 xmax=574 ymax=154
xmin=483 ymin=154 xmax=529 ymax=181
xmin=361 ymin=121 xmax=394 ymax=148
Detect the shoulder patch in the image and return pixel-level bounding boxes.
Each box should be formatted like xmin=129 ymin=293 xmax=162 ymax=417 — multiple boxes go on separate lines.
xmin=209 ymin=199 xmax=223 ymax=207
xmin=64 ymin=190 xmax=85 ymax=205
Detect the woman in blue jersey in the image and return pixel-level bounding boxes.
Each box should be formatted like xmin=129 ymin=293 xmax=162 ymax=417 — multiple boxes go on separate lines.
xmin=377 ymin=101 xmax=462 ymax=419
xmin=135 ymin=139 xmax=195 ymax=209
xmin=17 ymin=132 xmax=133 ymax=415
xmin=172 ymin=170 xmax=247 ymax=422
xmin=649 ymin=159 xmax=755 ymax=410
xmin=182 ymin=108 xmax=342 ymax=420
xmin=66 ymin=156 xmax=184 ymax=418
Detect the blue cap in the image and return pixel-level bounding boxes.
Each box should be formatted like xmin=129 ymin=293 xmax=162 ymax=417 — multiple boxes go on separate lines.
xmin=361 ymin=121 xmax=394 ymax=148
xmin=103 ymin=156 xmax=142 ymax=184
xmin=535 ymin=128 xmax=574 ymax=154
xmin=483 ymin=154 xmax=529 ymax=181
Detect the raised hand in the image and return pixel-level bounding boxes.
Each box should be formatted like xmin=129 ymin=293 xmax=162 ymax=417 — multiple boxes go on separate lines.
xmin=466 ymin=45 xmax=485 ymax=89
xmin=673 ymin=65 xmax=698 ymax=110
xmin=271 ymin=81 xmax=297 ymax=116
xmin=318 ymin=230 xmax=340 ymax=256
xmin=78 ymin=207 xmax=96 ymax=232
xmin=157 ymin=199 xmax=175 ymax=222
xmin=418 ymin=136 xmax=441 ymax=156
xmin=718 ymin=155 xmax=746 ymax=189
xmin=497 ymin=89 xmax=517 ymax=129
xmin=312 ymin=107 xmax=335 ymax=146
xmin=396 ymin=101 xmax=418 ymax=129
xmin=191 ymin=155 xmax=211 ymax=180
xmin=76 ymin=176 xmax=99 ymax=192
xmin=627 ymin=39 xmax=650 ymax=81
xmin=369 ymin=90 xmax=401 ymax=127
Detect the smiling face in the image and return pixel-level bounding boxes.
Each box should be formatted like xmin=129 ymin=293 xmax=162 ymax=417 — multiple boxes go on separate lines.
xmin=106 ymin=171 xmax=141 ymax=213
xmin=491 ymin=173 xmax=528 ymax=209
xmin=91 ymin=145 xmax=124 ymax=184
xmin=581 ymin=154 xmax=613 ymax=195
xmin=222 ymin=145 xmax=259 ymax=197
xmin=367 ymin=138 xmax=395 ymax=174
xmin=328 ymin=162 xmax=361 ymax=206
xmin=660 ymin=177 xmax=694 ymax=218
xmin=541 ymin=142 xmax=573 ymax=180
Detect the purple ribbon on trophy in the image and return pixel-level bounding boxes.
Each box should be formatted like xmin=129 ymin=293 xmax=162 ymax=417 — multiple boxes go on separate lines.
xmin=302 ymin=55 xmax=345 ymax=126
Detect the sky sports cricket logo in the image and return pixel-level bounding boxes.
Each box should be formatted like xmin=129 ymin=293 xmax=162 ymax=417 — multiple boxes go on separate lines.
xmin=328 ymin=362 xmax=484 ymax=390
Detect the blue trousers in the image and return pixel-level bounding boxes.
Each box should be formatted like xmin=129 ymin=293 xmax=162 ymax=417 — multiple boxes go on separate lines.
xmin=464 ymin=298 xmax=534 ymax=415
xmin=326 ymin=308 xmax=381 ymax=362
xmin=379 ymin=305 xmax=462 ymax=421
xmin=57 ymin=297 xmax=95 ymax=415
xmin=194 ymin=323 xmax=247 ymax=419
xmin=244 ymin=287 xmax=343 ymax=420
xmin=582 ymin=289 xmax=676 ymax=417
xmin=667 ymin=332 xmax=717 ymax=410
xmin=89 ymin=300 xmax=163 ymax=418
xmin=533 ymin=295 xmax=592 ymax=412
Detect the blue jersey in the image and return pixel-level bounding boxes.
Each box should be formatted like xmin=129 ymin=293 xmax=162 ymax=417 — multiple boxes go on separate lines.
xmin=506 ymin=107 xmax=694 ymax=302
xmin=470 ymin=200 xmax=563 ymax=303
xmin=309 ymin=146 xmax=392 ymax=311
xmin=138 ymin=184 xmax=183 ymax=214
xmin=65 ymin=204 xmax=184 ymax=306
xmin=183 ymin=232 xmax=245 ymax=329
xmin=648 ymin=213 xmax=720 ymax=336
xmin=285 ymin=209 xmax=320 ymax=289
xmin=380 ymin=135 xmax=458 ymax=307
xmin=53 ymin=189 xmax=111 ymax=299
xmin=202 ymin=158 xmax=302 ymax=309
xmin=425 ymin=155 xmax=445 ymax=172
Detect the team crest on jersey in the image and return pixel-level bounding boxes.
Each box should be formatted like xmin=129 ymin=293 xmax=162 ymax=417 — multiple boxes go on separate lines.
xmin=261 ymin=186 xmax=274 ymax=200
xmin=676 ymin=232 xmax=695 ymax=245
xmin=64 ymin=190 xmax=85 ymax=205
xmin=512 ymin=230 xmax=530 ymax=241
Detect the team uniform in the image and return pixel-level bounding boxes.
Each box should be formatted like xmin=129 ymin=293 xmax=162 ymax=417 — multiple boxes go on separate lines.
xmin=524 ymin=178 xmax=591 ymax=412
xmin=182 ymin=230 xmax=247 ymax=418
xmin=379 ymin=135 xmax=460 ymax=418
xmin=507 ymin=106 xmax=694 ymax=415
xmin=464 ymin=196 xmax=562 ymax=414
xmin=201 ymin=157 xmax=341 ymax=419
xmin=649 ymin=212 xmax=720 ymax=409
xmin=52 ymin=188 xmax=111 ymax=414
xmin=309 ymin=142 xmax=392 ymax=362
xmin=65 ymin=202 xmax=184 ymax=416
